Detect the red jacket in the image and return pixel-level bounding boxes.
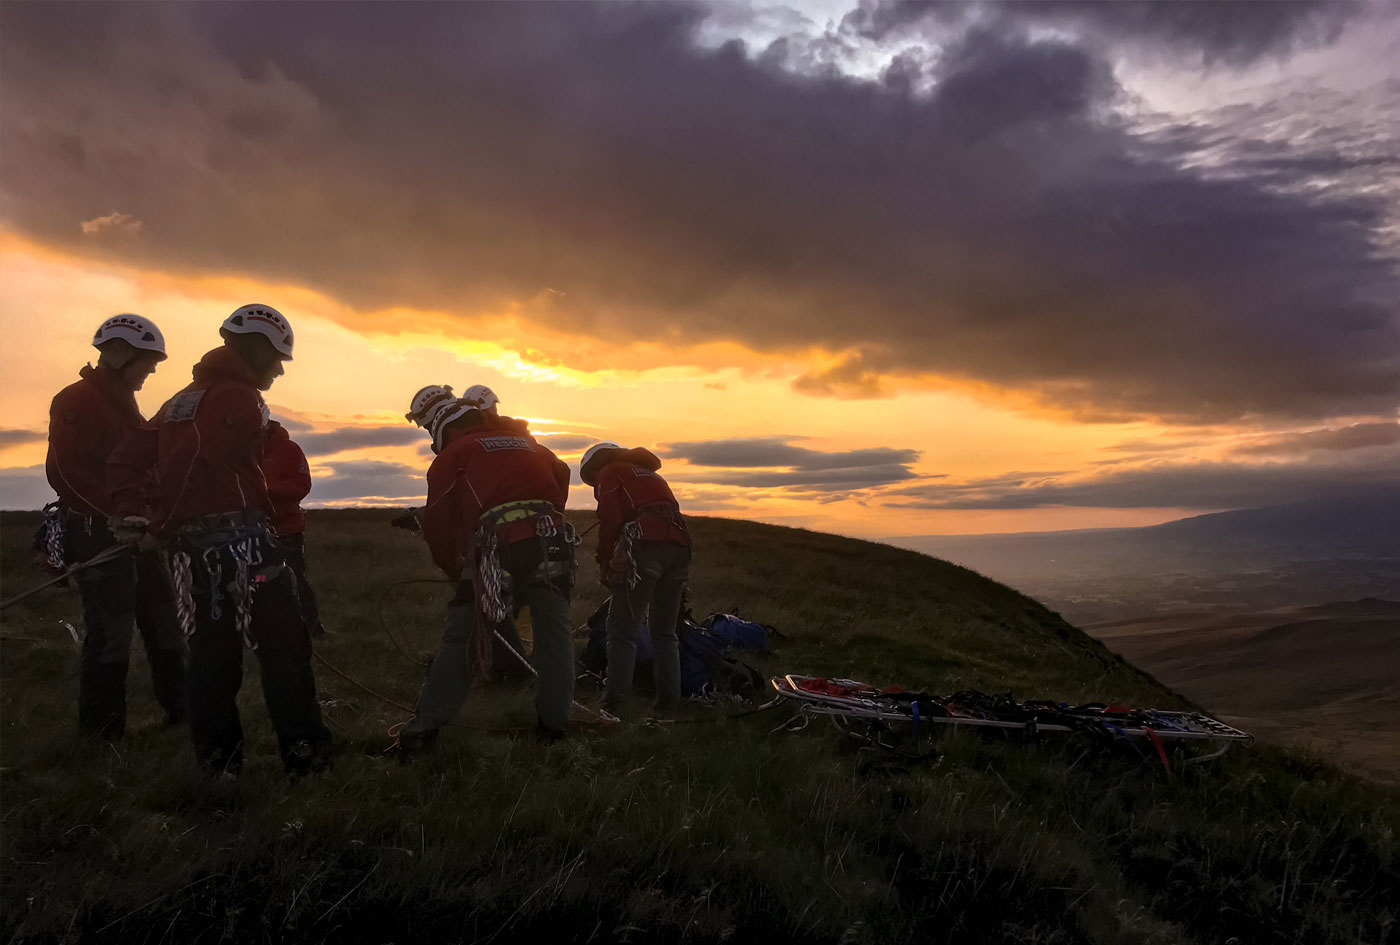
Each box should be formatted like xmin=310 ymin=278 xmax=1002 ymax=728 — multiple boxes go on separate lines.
xmin=420 ymin=415 xmax=570 ymax=577
xmin=46 ymin=364 xmax=144 ymax=518
xmin=261 ymin=421 xmax=311 ymax=536
xmin=593 ymin=449 xmax=687 ymax=568
xmin=109 ymin=347 xmax=273 ymax=535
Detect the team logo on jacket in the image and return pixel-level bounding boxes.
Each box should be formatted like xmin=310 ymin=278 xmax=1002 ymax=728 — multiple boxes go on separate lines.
xmin=164 ymin=390 xmax=205 ymax=422
xmin=479 ymin=435 xmax=532 ymax=452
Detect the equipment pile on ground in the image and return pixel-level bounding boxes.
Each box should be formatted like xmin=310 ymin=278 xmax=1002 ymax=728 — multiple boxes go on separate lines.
xmin=771 ymin=674 xmax=1253 ymax=773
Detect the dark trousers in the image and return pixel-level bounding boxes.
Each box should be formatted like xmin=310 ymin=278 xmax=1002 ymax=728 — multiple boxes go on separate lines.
xmin=605 ymin=541 xmax=690 ymax=710
xmin=280 ymin=533 xmax=324 ymax=636
xmin=183 ymin=535 xmax=332 ymax=776
xmin=66 ymin=522 xmax=187 ymax=738
xmin=406 ymin=535 xmax=574 ymax=736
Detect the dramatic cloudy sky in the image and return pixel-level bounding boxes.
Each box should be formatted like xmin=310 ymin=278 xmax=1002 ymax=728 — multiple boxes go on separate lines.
xmin=1 ymin=1 xmax=1396 ymax=537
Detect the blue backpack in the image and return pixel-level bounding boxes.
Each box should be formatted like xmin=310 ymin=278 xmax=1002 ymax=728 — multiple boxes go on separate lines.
xmin=702 ymin=613 xmax=770 ymax=650
xmin=580 ymin=600 xmax=771 ymax=698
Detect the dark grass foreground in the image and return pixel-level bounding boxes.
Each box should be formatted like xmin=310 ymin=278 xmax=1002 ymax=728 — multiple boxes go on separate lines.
xmin=2 ymin=510 xmax=1396 ymax=944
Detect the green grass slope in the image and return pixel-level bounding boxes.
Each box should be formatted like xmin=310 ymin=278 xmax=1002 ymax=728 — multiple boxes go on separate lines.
xmin=2 ymin=510 xmax=1396 ymax=944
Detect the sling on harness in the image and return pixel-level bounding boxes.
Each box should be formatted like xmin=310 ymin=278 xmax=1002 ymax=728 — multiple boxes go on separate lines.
xmin=613 ymin=501 xmax=689 ymax=588
xmin=169 ymin=512 xmax=278 ymax=650
xmin=467 ymin=499 xmax=576 ymax=681
xmin=32 ymin=502 xmax=68 ymax=576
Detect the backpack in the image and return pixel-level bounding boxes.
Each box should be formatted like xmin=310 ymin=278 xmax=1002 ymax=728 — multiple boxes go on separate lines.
xmin=581 ymin=598 xmax=655 ymax=683
xmin=701 ymin=613 xmax=772 ymax=650
xmin=678 ymin=614 xmax=765 ymax=699
xmin=580 ymin=598 xmax=770 ymax=698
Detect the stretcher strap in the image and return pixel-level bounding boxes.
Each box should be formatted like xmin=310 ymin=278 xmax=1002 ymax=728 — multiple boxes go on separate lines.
xmin=1143 ymin=726 xmax=1172 ymax=778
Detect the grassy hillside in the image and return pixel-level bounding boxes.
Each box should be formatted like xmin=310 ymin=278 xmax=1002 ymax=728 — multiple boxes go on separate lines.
xmin=2 ymin=510 xmax=1396 ymax=944
xmin=1087 ymin=600 xmax=1400 ymax=784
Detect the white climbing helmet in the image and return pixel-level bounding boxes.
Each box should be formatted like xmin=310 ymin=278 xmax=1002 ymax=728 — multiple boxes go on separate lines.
xmin=580 ymin=441 xmax=623 ymax=486
xmin=428 ymin=399 xmax=479 ymax=453
xmin=461 ymin=384 xmax=500 ymax=415
xmin=405 ymin=384 xmax=457 ymax=428
xmin=92 ymin=314 xmax=167 ymax=360
xmin=222 ymin=303 xmax=294 ymax=359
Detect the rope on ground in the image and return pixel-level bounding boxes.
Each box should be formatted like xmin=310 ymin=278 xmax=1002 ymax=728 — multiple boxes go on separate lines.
xmin=314 ymin=648 xmax=417 ymax=714
xmin=376 ymin=578 xmax=451 ymax=667
xmin=492 ymin=626 xmax=621 ymax=726
xmin=312 ymin=646 xmax=536 ymax=736
xmin=0 ymin=544 xmax=128 ymax=611
xmin=638 ymin=695 xmax=785 ymax=729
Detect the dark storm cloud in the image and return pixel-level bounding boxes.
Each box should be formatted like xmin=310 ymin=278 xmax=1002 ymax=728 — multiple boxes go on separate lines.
xmin=842 ymin=0 xmax=1357 ymax=65
xmin=663 ymin=436 xmax=920 ymax=469
xmin=660 ymin=435 xmax=924 ymax=491
xmin=885 ymin=448 xmax=1400 ymax=510
xmin=310 ymin=460 xmax=423 ymax=503
xmin=673 ymin=464 xmax=919 ymax=491
xmin=2 ymin=2 xmax=1397 ymax=424
xmin=1231 ymin=421 xmax=1400 ymax=456
xmin=295 ymin=425 xmax=424 ymax=457
xmin=0 ymin=429 xmax=45 ymax=449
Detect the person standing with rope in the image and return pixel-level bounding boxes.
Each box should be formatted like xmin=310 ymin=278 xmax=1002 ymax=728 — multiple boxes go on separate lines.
xmin=45 ymin=315 xmax=187 ymax=738
xmin=107 ymin=305 xmax=332 ymax=781
xmin=580 ymin=443 xmax=691 ymax=716
xmin=393 ymin=391 xmax=575 ymax=757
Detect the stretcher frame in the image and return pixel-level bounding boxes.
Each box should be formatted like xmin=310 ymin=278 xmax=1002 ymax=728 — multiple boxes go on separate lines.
xmin=770 ymin=674 xmax=1253 ymax=764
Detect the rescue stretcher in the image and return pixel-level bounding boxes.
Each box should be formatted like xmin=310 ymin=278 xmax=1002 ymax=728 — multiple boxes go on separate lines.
xmin=770 ymin=674 xmax=1254 ymax=770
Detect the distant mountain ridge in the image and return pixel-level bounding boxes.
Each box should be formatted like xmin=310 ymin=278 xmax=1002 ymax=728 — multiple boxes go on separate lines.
xmin=892 ymin=493 xmax=1400 ymax=556
xmin=888 ymin=494 xmax=1400 ymax=624
xmin=1144 ymin=493 xmax=1400 ymax=555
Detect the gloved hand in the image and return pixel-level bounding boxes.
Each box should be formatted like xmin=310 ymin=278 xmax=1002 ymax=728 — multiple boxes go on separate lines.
xmin=109 ymin=515 xmax=151 ymax=547
xmin=390 ymin=508 xmax=422 ymax=533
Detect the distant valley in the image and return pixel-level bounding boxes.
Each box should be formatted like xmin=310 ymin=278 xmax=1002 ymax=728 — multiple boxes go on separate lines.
xmin=1088 ymin=598 xmax=1400 ymax=782
xmin=889 ymin=494 xmax=1399 ymax=625
xmin=890 ymin=494 xmax=1400 ymax=781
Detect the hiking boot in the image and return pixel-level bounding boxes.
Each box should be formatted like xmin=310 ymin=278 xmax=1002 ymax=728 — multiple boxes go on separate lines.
xmin=535 ymin=724 xmax=566 ymax=744
xmin=649 ymin=698 xmax=681 ymax=720
xmin=285 ymin=738 xmax=333 ymax=781
xmin=387 ymin=728 xmax=438 ymax=765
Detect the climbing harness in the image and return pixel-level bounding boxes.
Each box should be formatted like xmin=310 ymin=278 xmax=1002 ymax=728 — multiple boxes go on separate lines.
xmin=612 ymin=502 xmax=688 ymax=588
xmin=170 ymin=513 xmax=276 ymax=649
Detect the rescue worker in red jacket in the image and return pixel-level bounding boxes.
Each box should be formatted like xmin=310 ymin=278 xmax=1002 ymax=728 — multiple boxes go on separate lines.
xmin=45 ymin=314 xmax=187 ymax=738
xmin=402 ymin=383 xmax=530 ymax=683
xmin=581 ymin=443 xmax=691 ymax=714
xmin=107 ymin=304 xmax=332 ymax=780
xmin=394 ymin=392 xmax=575 ymax=755
xmin=262 ymin=420 xmax=326 ymax=638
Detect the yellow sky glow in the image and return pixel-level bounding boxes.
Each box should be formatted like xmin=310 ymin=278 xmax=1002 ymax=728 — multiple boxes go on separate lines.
xmin=1 ymin=234 xmax=1222 ymax=536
